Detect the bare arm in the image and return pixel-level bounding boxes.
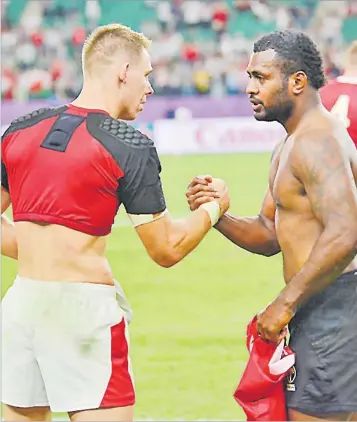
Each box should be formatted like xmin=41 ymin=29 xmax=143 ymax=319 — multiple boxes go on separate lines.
xmin=135 ymin=206 xmax=214 ymax=268
xmin=133 ymin=178 xmax=229 ymax=267
xmin=1 ymin=186 xmax=17 ymax=260
xmin=278 ymin=133 xmax=357 ymax=311
xmin=214 ymin=188 xmax=280 ymax=257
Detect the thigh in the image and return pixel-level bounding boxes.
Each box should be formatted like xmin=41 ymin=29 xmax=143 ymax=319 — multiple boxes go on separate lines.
xmin=36 ymin=294 xmax=135 ymax=413
xmin=3 ymin=405 xmax=51 ymax=422
xmin=69 ymin=405 xmax=134 ymax=422
xmin=286 ymin=282 xmax=357 ymax=415
xmin=2 ymin=287 xmax=48 ymax=408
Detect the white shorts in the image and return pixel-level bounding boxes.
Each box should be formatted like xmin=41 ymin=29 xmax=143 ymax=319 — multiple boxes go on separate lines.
xmin=2 ymin=276 xmax=135 ymax=412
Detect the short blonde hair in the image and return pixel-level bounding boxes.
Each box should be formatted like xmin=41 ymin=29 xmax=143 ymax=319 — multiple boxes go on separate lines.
xmin=82 ymin=23 xmax=151 ymax=75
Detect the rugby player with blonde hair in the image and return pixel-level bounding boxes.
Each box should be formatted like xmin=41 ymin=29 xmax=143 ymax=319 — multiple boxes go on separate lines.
xmin=1 ymin=24 xmax=229 ymax=422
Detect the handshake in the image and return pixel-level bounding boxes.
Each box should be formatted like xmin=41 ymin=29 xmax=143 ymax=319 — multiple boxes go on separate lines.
xmin=185 ymin=175 xmax=230 ymax=223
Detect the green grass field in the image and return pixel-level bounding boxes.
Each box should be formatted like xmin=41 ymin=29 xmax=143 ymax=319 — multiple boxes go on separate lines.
xmin=1 ymin=153 xmax=284 ymax=421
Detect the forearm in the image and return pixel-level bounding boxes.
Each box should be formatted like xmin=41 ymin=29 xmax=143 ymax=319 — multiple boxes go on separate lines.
xmin=163 ymin=207 xmax=213 ymax=266
xmin=214 ymin=213 xmax=280 ymax=256
xmin=1 ymin=215 xmax=18 ymax=260
xmin=279 ymin=228 xmax=357 ymax=311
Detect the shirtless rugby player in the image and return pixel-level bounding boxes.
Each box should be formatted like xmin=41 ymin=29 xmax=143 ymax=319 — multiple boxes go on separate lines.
xmin=187 ymin=30 xmax=357 ymax=421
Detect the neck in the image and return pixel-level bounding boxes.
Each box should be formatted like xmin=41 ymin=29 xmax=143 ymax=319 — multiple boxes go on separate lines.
xmin=282 ymin=90 xmax=320 ymax=135
xmin=72 ymin=79 xmax=118 ymax=119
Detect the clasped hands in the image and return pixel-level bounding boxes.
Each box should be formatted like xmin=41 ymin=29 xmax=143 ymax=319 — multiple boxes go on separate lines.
xmin=185 ymin=174 xmax=229 ymax=214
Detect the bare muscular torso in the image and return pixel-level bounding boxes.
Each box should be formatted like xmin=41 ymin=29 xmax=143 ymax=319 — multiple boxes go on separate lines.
xmin=270 ymin=108 xmax=357 ymax=282
xmin=15 ymin=222 xmax=114 ymax=284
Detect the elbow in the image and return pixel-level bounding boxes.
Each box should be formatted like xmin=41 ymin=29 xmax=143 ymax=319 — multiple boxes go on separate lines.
xmin=259 ymin=248 xmax=280 ymax=257
xmin=1 ymin=245 xmax=18 ymax=260
xmin=261 ymin=247 xmax=280 ymax=257
xmin=149 ymin=248 xmax=181 ymax=268
xmin=345 ymin=229 xmax=357 ymax=253
xmin=9 ymin=250 xmax=18 ymax=260
xmin=338 ymin=221 xmax=357 ymax=249
xmin=257 ymin=240 xmax=281 ymax=257
xmin=329 ymin=224 xmax=357 ymax=257
xmin=257 ymin=216 xmax=280 ymax=257
xmin=156 ymin=256 xmax=178 ymax=268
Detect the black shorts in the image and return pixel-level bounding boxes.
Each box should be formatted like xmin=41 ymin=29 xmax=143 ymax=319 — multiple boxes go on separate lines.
xmin=285 ymin=270 xmax=357 ymax=417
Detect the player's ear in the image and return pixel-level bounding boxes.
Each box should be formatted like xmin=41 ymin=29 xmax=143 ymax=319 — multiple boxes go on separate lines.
xmin=290 ymin=71 xmax=307 ymax=95
xmin=118 ymin=63 xmax=130 ymax=84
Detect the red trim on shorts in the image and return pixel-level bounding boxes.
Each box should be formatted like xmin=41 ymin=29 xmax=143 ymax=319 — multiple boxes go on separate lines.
xmin=100 ymin=319 xmax=135 ymax=408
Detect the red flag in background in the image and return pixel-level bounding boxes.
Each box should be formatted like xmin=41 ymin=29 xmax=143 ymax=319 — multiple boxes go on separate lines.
xmin=234 ymin=315 xmax=295 ymax=421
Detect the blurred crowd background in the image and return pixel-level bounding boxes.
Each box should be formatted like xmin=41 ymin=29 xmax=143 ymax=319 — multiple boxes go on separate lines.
xmin=1 ymin=0 xmax=357 ymax=101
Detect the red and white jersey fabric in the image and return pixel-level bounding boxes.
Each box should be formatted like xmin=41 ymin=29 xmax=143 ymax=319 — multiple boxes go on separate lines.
xmin=320 ymin=76 xmax=357 ymax=147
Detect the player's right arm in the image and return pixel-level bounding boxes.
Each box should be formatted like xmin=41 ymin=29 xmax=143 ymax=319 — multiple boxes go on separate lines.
xmin=187 ymin=177 xmax=279 ymax=257
xmin=214 ymin=188 xmax=280 ymax=257
xmin=135 ymin=188 xmax=228 ymax=268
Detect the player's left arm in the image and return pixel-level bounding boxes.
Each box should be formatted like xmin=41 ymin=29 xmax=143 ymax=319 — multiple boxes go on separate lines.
xmin=1 ymin=186 xmax=17 ymax=260
xmin=278 ymin=132 xmax=357 ymax=312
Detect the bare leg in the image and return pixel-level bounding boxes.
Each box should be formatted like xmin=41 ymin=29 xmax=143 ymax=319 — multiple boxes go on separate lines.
xmin=289 ymin=408 xmax=353 ymax=421
xmin=3 ymin=405 xmax=52 ymax=422
xmin=69 ymin=405 xmax=134 ymax=422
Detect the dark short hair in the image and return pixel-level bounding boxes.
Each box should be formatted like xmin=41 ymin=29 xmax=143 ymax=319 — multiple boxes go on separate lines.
xmin=253 ymin=30 xmax=327 ymax=89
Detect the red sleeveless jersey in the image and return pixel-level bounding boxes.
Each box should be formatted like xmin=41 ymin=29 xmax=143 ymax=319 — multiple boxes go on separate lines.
xmin=1 ymin=104 xmax=166 ymax=236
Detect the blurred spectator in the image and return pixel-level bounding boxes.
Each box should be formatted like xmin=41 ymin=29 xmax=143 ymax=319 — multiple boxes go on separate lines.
xmin=85 ymin=0 xmax=101 ymax=30
xmin=212 ymin=2 xmax=229 ymax=37
xmin=250 ymin=0 xmax=273 ymax=24
xmin=182 ymin=41 xmax=201 ymax=63
xmin=193 ymin=60 xmax=211 ymax=95
xmin=156 ymin=1 xmax=175 ymax=32
xmin=234 ymin=0 xmax=251 ymax=12
xmin=180 ymin=1 xmax=206 ymax=28
xmin=1 ymin=68 xmax=17 ymax=100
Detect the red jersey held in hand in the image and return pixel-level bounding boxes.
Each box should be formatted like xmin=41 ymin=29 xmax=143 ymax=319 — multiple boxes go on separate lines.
xmin=233 ymin=315 xmax=295 ymax=421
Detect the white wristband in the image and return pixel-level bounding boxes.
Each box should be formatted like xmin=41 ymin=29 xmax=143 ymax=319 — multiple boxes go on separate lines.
xmin=200 ymin=201 xmax=221 ymax=227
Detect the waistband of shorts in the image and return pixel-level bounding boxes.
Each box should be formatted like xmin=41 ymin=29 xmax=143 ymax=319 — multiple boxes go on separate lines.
xmin=13 ymin=275 xmax=117 ymax=298
xmin=292 ymin=269 xmax=357 ymax=320
xmin=336 ymin=270 xmax=357 ymax=282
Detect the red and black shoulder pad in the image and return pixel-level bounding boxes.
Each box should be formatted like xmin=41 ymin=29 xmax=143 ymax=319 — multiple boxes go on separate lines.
xmin=2 ymin=106 xmax=68 ymax=139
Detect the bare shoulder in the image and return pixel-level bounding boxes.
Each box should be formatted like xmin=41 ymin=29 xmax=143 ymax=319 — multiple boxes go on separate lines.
xmin=287 ymin=117 xmax=357 ymax=226
xmin=290 ymin=123 xmax=352 ymax=188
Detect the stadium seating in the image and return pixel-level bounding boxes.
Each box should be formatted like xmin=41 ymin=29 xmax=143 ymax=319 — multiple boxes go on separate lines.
xmin=1 ymin=0 xmax=356 ymax=100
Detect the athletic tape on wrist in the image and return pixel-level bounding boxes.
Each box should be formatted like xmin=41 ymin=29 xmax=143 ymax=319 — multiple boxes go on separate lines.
xmin=200 ymin=201 xmax=221 ymax=227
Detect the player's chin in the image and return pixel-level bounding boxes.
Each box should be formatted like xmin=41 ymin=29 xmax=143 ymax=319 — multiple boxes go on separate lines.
xmin=125 ymin=105 xmax=143 ymax=120
xmin=122 ymin=110 xmax=139 ymax=121
xmin=124 ymin=115 xmax=136 ymax=121
xmin=253 ymin=111 xmax=267 ymax=121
